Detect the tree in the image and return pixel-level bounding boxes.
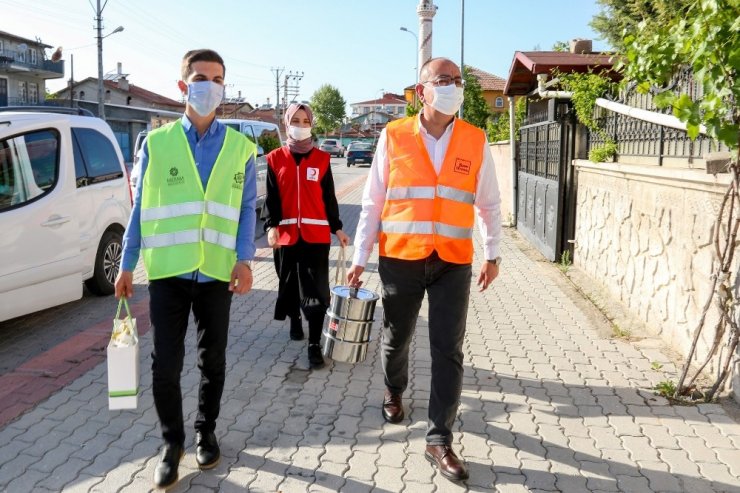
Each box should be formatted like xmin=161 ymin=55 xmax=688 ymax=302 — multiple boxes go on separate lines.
xmin=614 ymin=0 xmax=740 ymax=400
xmin=462 ymin=67 xmax=490 ymax=129
xmin=552 ymin=40 xmax=569 ymax=52
xmin=590 ymin=0 xmax=694 ymax=51
xmin=310 ymin=85 xmax=346 ymax=135
xmin=486 ymin=98 xmax=526 ymax=143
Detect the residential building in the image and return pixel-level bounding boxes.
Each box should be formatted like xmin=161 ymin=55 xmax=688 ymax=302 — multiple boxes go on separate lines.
xmin=0 ymin=30 xmax=64 ymax=106
xmin=350 ymin=93 xmax=407 ymax=118
xmin=465 ymin=65 xmax=508 ymax=114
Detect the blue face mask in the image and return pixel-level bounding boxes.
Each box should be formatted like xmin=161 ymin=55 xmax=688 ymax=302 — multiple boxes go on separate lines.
xmin=187 ymin=81 xmax=224 ymax=116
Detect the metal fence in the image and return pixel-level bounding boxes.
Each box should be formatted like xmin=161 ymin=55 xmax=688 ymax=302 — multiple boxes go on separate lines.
xmin=519 ymin=121 xmax=562 ymax=180
xmin=588 ymin=69 xmax=729 ymax=165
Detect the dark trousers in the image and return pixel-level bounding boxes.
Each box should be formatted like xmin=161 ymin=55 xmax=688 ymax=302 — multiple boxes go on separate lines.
xmin=273 ymin=238 xmax=330 ymax=344
xmin=148 ymin=277 xmax=233 ymax=446
xmin=378 ymin=252 xmax=472 ymax=445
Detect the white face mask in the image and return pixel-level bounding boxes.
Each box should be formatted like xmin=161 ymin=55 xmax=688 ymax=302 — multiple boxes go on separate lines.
xmin=288 ymin=125 xmax=312 ymax=141
xmin=429 ymin=84 xmax=464 ymax=116
xmin=186 ymin=81 xmax=224 ymax=117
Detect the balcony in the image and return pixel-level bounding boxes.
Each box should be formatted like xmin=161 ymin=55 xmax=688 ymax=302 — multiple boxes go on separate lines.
xmin=0 ymin=50 xmax=64 ymax=79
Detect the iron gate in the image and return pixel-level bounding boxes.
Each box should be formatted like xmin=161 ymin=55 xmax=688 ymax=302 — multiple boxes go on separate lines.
xmin=516 ymin=111 xmax=577 ymax=262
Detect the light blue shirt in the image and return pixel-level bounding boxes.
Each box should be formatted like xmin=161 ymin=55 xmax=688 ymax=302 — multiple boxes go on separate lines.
xmin=121 ymin=115 xmax=257 ymax=282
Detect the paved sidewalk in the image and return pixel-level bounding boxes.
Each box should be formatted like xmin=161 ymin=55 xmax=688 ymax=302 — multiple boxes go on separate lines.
xmin=1 ymin=177 xmax=740 ymax=492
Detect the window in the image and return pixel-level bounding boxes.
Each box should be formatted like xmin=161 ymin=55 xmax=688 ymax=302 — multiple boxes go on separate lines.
xmin=18 ymin=81 xmax=27 ymax=103
xmin=113 ymin=132 xmax=130 ymax=162
xmin=30 ymin=49 xmax=37 ymax=65
xmin=0 ymin=129 xmax=60 ymax=211
xmin=28 ymin=83 xmax=38 ymax=104
xmin=17 ymin=48 xmax=25 ymax=63
xmin=0 ymin=40 xmax=4 ymax=55
xmin=363 ymin=107 xmax=369 ymax=114
xmin=495 ymin=97 xmax=504 ymax=108
xmin=79 ymin=90 xmax=85 ymax=100
xmin=71 ymin=128 xmax=122 ymax=186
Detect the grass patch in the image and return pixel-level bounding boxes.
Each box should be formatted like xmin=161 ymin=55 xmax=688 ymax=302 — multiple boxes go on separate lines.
xmin=558 ymin=250 xmax=572 ymax=273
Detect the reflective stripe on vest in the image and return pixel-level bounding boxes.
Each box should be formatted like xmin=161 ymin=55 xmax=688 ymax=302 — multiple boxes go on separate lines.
xmin=386 ymin=185 xmax=475 ymax=204
xmin=279 ymin=218 xmax=298 ymax=225
xmin=140 ymin=228 xmax=236 ymax=250
xmin=301 ymin=217 xmax=330 ymax=225
xmin=380 ymin=221 xmax=473 ymax=239
xmin=141 ymin=121 xmax=254 ymax=281
xmin=379 ymin=116 xmax=485 ymax=264
xmin=140 ymin=200 xmax=240 ymax=222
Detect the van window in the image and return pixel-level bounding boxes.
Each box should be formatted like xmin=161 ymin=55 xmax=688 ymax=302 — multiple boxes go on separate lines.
xmin=72 ymin=128 xmax=123 ymax=186
xmin=0 ymin=129 xmax=59 ymax=211
xmin=253 ymin=124 xmax=281 ymax=154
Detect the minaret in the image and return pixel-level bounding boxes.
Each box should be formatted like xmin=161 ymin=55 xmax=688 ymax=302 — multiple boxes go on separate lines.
xmin=417 ymin=0 xmax=438 ymax=79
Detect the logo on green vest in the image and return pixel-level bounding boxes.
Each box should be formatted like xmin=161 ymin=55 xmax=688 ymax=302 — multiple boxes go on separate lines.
xmin=232 ymin=172 xmax=244 ymax=190
xmin=167 ymin=166 xmax=184 ymax=185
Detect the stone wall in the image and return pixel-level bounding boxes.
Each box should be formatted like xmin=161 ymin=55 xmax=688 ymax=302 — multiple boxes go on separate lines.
xmin=573 ymin=160 xmax=738 ymax=398
xmin=489 ymin=142 xmax=515 ymax=226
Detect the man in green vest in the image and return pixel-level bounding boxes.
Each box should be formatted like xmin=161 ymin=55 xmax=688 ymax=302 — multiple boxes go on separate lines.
xmin=115 ymin=49 xmax=257 ymax=489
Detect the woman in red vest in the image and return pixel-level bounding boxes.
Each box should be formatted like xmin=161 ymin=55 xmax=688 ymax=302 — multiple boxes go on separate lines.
xmin=263 ymin=103 xmax=350 ymax=368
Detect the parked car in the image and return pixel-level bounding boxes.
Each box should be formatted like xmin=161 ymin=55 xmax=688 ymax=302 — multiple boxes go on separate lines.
xmin=343 ymin=141 xmax=363 ymax=157
xmin=346 ymin=142 xmax=375 ymax=166
xmin=219 ymin=119 xmax=283 ymax=216
xmin=0 ymin=107 xmax=132 ymax=322
xmin=319 ymin=139 xmax=344 ymax=157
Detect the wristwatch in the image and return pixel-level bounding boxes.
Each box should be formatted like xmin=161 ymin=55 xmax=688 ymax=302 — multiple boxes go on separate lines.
xmin=237 ymin=260 xmax=254 ymax=271
xmin=488 ymin=257 xmax=502 ymax=266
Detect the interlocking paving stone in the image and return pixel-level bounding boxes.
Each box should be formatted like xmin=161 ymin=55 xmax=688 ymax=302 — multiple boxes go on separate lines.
xmin=1 ymin=177 xmax=739 ymax=492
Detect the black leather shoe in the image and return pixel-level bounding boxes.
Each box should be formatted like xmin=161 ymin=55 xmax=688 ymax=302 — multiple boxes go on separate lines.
xmin=195 ymin=430 xmax=220 ymax=469
xmin=289 ymin=316 xmax=304 ymax=341
xmin=425 ymin=444 xmax=469 ymax=481
xmin=382 ymin=389 xmax=404 ymax=423
xmin=308 ymin=344 xmax=325 ymax=369
xmin=154 ymin=442 xmax=184 ymax=488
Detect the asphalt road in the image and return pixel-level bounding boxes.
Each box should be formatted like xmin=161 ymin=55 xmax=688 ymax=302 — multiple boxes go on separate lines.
xmin=0 ymin=156 xmax=370 ymax=376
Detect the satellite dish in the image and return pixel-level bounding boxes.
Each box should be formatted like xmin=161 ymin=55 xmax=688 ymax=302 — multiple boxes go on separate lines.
xmin=18 ymin=43 xmax=28 ymax=51
xmin=51 ymin=47 xmax=62 ymax=62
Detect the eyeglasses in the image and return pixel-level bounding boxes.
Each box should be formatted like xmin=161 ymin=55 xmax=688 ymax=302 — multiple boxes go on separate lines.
xmin=421 ymin=76 xmax=465 ymax=88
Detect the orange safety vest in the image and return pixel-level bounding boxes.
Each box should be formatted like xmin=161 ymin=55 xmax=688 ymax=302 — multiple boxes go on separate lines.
xmin=267 ymin=146 xmax=331 ymax=245
xmin=379 ymin=116 xmax=485 ymax=264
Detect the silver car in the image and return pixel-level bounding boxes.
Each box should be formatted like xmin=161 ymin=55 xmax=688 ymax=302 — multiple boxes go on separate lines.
xmin=319 ymin=139 xmax=344 ymax=157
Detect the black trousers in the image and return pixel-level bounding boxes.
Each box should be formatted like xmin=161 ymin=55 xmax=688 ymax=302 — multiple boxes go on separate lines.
xmin=378 ymin=252 xmax=472 ymax=445
xmin=148 ymin=277 xmax=233 ymax=446
xmin=273 ymin=238 xmax=330 ymax=344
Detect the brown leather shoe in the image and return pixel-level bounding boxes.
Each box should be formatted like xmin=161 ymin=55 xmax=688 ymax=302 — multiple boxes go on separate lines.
xmin=425 ymin=444 xmax=469 ymax=481
xmin=382 ymin=390 xmax=404 ymax=423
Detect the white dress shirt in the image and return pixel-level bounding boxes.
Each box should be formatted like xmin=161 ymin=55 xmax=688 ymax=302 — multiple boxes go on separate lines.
xmin=352 ymin=114 xmax=502 ymax=267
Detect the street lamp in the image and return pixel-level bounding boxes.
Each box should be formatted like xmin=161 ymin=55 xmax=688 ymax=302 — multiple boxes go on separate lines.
xmin=95 ymin=0 xmax=124 ymax=120
xmin=399 ymin=27 xmax=418 ymax=83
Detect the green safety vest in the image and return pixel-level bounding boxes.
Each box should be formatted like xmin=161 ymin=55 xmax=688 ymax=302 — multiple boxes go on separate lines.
xmin=140 ymin=121 xmax=255 ymax=282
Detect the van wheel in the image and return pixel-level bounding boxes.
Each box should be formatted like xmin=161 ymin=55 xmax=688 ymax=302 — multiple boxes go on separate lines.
xmin=85 ymin=230 xmax=122 ymax=296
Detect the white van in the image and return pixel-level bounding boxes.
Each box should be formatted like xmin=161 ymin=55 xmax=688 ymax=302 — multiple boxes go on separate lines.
xmin=0 ymin=108 xmax=132 ymax=322
xmin=218 ymin=119 xmax=283 ymax=214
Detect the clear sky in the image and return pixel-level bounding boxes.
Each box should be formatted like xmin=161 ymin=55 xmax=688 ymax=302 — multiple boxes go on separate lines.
xmin=1 ymin=0 xmax=610 ymax=111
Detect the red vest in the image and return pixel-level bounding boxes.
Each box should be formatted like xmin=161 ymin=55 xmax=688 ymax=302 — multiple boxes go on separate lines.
xmin=267 ymin=147 xmax=331 ymax=245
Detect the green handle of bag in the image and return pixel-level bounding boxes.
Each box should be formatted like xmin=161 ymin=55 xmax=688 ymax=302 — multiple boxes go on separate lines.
xmin=115 ymin=297 xmax=132 ymax=321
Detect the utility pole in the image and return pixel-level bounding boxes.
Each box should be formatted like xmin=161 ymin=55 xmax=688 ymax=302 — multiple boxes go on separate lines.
xmin=271 ymin=67 xmax=284 ymax=122
xmin=459 ymin=0 xmax=465 ymax=119
xmin=95 ymin=0 xmax=104 ymax=119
